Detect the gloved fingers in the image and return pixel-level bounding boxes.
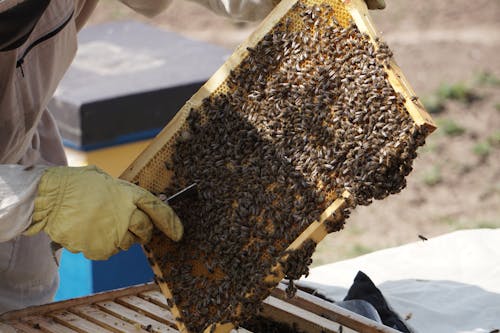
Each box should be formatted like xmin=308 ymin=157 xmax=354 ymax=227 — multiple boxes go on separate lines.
xmin=70 ymin=243 xmax=120 ymax=261
xmin=119 ymin=231 xmax=139 ymax=252
xmin=136 ymin=194 xmax=183 ymax=241
xmin=115 ymin=179 xmax=183 ymax=241
xmin=128 ymin=209 xmax=154 ymax=244
xmin=365 ymin=0 xmax=386 ymax=10
xmin=86 ymin=248 xmax=120 ymax=261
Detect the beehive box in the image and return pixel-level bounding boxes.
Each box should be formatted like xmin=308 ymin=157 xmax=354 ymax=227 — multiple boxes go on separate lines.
xmin=120 ymin=0 xmax=436 ymax=332
xmin=0 ymin=283 xmax=400 ymax=333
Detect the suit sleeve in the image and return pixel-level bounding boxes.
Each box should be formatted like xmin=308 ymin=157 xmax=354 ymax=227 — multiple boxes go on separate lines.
xmin=121 ymin=0 xmax=277 ymax=21
xmin=119 ymin=0 xmax=173 ymax=17
xmin=0 ymin=165 xmax=47 ymax=242
xmin=188 ymin=0 xmax=278 ymax=21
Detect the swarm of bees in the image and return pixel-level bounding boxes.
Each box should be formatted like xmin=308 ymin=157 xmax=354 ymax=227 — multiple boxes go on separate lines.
xmin=148 ymin=2 xmax=428 ymax=332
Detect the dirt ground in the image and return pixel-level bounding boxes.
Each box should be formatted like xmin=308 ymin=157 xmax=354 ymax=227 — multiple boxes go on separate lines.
xmin=87 ymin=0 xmax=500 ymax=265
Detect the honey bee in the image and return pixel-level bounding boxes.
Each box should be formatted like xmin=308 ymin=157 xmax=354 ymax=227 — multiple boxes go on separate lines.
xmin=419 ymin=235 xmax=428 ymax=241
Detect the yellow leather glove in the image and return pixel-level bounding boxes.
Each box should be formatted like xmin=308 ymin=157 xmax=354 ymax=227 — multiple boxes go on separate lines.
xmin=365 ymin=0 xmax=386 ymax=10
xmin=24 ymin=165 xmax=183 ymax=260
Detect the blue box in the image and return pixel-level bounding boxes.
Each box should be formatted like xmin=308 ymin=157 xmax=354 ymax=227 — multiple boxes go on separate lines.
xmin=55 ymin=244 xmax=153 ymax=301
xmin=49 ymin=20 xmax=228 ymax=150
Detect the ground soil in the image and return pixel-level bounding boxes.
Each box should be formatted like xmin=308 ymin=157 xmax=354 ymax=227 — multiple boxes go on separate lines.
xmin=86 ymin=0 xmax=500 ymax=265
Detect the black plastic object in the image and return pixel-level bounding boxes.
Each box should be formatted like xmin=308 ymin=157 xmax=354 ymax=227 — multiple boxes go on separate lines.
xmin=48 ymin=21 xmax=229 ymax=150
xmin=344 ymin=271 xmax=412 ymax=332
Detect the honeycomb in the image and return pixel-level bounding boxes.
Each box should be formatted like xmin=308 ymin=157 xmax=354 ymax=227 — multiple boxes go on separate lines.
xmin=121 ymin=0 xmax=435 ymax=332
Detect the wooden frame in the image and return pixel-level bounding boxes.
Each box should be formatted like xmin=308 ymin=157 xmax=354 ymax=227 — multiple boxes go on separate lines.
xmin=0 ymin=283 xmax=400 ymax=333
xmin=118 ymin=0 xmax=436 ymax=332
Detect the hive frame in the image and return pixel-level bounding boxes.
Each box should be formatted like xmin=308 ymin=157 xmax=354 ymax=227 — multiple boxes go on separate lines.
xmin=120 ymin=0 xmax=435 ymax=332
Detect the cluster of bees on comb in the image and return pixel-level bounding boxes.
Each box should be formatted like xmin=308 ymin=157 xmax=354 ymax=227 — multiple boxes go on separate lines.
xmin=151 ymin=2 xmax=427 ymax=332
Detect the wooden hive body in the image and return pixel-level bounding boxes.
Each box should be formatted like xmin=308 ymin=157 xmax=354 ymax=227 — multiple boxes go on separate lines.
xmin=120 ymin=0 xmax=436 ymax=332
xmin=0 ymin=283 xmax=401 ymax=333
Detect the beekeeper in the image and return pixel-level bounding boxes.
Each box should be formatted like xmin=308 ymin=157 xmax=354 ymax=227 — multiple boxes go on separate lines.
xmin=0 ymin=0 xmax=385 ymax=314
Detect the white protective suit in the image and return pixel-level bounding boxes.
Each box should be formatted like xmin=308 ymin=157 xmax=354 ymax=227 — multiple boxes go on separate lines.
xmin=0 ymin=0 xmax=275 ymax=313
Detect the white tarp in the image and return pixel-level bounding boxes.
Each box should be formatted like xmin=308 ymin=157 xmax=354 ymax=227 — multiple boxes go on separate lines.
xmin=299 ymin=229 xmax=500 ymax=333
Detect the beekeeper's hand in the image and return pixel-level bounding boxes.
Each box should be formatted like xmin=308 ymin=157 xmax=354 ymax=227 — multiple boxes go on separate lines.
xmin=364 ymin=0 xmax=385 ymax=10
xmin=24 ymin=165 xmax=183 ymax=260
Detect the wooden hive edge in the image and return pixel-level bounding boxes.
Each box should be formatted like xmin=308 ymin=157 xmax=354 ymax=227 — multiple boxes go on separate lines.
xmin=272 ymin=283 xmax=401 ymax=333
xmin=0 ymin=281 xmax=401 ymax=333
xmin=0 ymin=283 xmax=157 ymax=321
